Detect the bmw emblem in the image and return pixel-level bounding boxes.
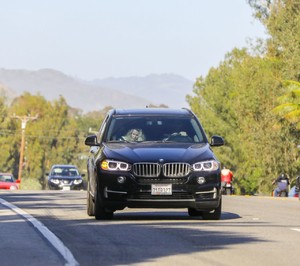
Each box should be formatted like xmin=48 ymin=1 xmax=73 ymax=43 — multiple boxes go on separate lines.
xmin=159 ymin=159 xmax=164 ymax=163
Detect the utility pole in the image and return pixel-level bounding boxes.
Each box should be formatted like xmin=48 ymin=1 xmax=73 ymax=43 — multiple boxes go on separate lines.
xmin=12 ymin=114 xmax=38 ymax=185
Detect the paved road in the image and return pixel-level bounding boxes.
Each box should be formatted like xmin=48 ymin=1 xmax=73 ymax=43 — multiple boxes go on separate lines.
xmin=0 ymin=197 xmax=74 ymax=266
xmin=1 ymin=190 xmax=300 ymax=266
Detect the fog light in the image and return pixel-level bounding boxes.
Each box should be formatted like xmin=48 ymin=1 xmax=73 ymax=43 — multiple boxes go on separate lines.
xmin=197 ymin=176 xmax=206 ymax=184
xmin=117 ymin=176 xmax=126 ymax=184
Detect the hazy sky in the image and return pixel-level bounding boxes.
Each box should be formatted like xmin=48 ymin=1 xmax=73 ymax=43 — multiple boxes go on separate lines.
xmin=0 ymin=1 xmax=267 ymax=81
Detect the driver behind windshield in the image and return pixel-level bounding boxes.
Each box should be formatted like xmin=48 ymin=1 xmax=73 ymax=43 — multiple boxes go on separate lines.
xmin=123 ymin=129 xmax=145 ymax=141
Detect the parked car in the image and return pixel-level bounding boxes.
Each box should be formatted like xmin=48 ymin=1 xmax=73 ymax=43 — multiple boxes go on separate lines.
xmin=0 ymin=173 xmax=20 ymax=190
xmin=46 ymin=165 xmax=84 ymax=190
xmin=84 ymin=108 xmax=224 ymax=220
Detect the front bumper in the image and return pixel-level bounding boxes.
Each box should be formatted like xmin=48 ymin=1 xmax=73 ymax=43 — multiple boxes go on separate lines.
xmin=97 ymin=171 xmax=221 ymax=211
xmin=48 ymin=179 xmax=84 ymax=190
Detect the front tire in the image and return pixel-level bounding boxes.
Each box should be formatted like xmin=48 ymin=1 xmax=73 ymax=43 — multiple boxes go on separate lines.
xmin=87 ymin=181 xmax=95 ymax=216
xmin=94 ymin=182 xmax=114 ymax=220
xmin=202 ymin=198 xmax=222 ymax=220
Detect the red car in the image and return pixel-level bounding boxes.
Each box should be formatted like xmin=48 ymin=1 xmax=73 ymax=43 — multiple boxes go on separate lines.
xmin=0 ymin=173 xmax=20 ymax=190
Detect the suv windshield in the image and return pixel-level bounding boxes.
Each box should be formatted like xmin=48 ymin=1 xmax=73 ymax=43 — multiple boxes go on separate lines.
xmin=105 ymin=116 xmax=205 ymax=143
xmin=51 ymin=167 xmax=79 ymax=176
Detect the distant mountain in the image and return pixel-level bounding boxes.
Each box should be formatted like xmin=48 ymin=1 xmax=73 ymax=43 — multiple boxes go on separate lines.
xmin=0 ymin=68 xmax=194 ymax=113
xmin=0 ymin=83 xmax=17 ymax=104
xmin=90 ymin=74 xmax=194 ymax=109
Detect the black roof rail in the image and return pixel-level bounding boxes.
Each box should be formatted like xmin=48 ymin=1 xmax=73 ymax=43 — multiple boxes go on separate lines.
xmin=182 ymin=107 xmax=192 ymax=114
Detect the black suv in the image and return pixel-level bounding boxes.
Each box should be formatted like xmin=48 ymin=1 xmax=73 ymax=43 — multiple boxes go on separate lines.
xmin=85 ymin=108 xmax=224 ymax=220
xmin=46 ymin=164 xmax=85 ymax=190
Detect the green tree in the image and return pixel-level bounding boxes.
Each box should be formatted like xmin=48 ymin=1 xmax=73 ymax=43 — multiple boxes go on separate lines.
xmin=185 ymin=1 xmax=300 ymax=194
xmin=248 ymin=0 xmax=300 ymax=182
xmin=273 ymin=80 xmax=300 ymax=129
xmin=76 ymin=106 xmax=113 ymax=135
xmin=249 ymin=0 xmax=300 ymax=80
xmin=0 ymin=96 xmax=19 ymax=176
xmin=9 ymin=93 xmax=81 ymax=188
xmin=187 ymin=48 xmax=297 ymax=195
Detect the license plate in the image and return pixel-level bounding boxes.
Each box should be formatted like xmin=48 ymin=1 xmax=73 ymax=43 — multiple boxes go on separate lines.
xmin=62 ymin=186 xmax=71 ymax=191
xmin=151 ymin=184 xmax=172 ymax=195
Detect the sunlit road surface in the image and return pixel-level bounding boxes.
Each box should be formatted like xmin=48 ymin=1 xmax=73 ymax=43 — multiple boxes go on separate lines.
xmin=1 ymin=190 xmax=300 ymax=266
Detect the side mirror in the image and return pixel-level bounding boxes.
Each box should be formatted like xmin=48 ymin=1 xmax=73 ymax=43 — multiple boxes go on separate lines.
xmin=16 ymin=179 xmax=21 ymax=184
xmin=210 ymin=135 xmax=224 ymax=147
xmin=85 ymin=134 xmax=99 ymax=146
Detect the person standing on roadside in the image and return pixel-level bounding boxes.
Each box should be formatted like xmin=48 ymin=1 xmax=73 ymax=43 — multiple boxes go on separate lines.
xmin=221 ymin=166 xmax=233 ymax=184
xmin=221 ymin=166 xmax=234 ymax=194
xmin=272 ymin=173 xmax=290 ymax=197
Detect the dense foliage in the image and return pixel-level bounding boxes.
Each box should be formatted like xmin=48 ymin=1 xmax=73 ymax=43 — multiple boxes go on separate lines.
xmin=0 ymin=93 xmax=107 ymax=189
xmin=187 ymin=0 xmax=300 ymax=194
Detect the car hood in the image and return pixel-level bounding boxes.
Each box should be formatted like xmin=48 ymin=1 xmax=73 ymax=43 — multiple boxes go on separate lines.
xmin=102 ymin=142 xmax=216 ymax=163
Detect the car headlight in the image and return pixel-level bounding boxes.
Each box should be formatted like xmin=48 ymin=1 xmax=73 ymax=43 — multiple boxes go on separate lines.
xmin=50 ymin=179 xmax=60 ymax=184
xmin=73 ymin=179 xmax=83 ymax=184
xmin=101 ymin=159 xmax=131 ymax=171
xmin=192 ymin=160 xmax=219 ymax=171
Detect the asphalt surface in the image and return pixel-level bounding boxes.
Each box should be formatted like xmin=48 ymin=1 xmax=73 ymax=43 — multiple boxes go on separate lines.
xmin=0 ymin=197 xmax=77 ymax=266
xmin=1 ymin=191 xmax=300 ymax=266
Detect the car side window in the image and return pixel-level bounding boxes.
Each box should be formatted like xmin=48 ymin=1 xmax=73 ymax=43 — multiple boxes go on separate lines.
xmin=97 ymin=114 xmax=110 ymax=143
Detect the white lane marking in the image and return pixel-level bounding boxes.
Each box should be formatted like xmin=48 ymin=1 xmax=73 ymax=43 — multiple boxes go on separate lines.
xmin=291 ymin=228 xmax=300 ymax=233
xmin=0 ymin=198 xmax=79 ymax=266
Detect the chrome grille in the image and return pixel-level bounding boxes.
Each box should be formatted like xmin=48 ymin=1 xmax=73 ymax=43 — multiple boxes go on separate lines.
xmin=163 ymin=163 xmax=190 ymax=177
xmin=133 ymin=163 xmax=161 ymax=177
